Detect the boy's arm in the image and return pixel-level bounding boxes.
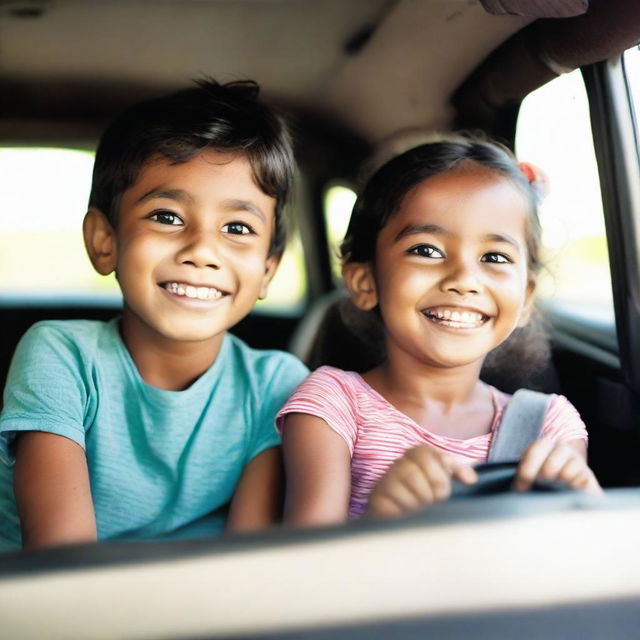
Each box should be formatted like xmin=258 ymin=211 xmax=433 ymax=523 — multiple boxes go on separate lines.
xmin=280 ymin=413 xmax=352 ymax=527
xmin=226 ymin=447 xmax=283 ymax=532
xmin=14 ymin=432 xmax=97 ymax=549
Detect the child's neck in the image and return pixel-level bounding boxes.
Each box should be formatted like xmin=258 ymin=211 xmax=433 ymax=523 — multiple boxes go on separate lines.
xmin=362 ymin=354 xmax=494 ymax=439
xmin=119 ymin=316 xmax=224 ymax=391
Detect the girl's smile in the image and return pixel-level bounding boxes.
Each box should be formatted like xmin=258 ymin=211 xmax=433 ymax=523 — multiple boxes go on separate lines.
xmin=421 ymin=306 xmax=490 ymax=330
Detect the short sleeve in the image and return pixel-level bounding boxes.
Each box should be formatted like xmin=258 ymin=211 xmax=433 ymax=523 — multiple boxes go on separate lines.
xmin=540 ymin=394 xmax=589 ymax=445
xmin=0 ymin=323 xmax=89 ymax=464
xmin=247 ymin=354 xmax=309 ymax=462
xmin=275 ymin=366 xmax=360 ymax=456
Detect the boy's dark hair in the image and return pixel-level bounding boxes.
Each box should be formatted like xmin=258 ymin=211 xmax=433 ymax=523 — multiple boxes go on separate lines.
xmin=89 ymin=79 xmax=294 ymax=256
xmin=341 ymin=136 xmax=542 ymax=275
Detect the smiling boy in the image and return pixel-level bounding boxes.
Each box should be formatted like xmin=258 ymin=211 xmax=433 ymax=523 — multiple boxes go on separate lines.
xmin=0 ymin=80 xmax=308 ymax=550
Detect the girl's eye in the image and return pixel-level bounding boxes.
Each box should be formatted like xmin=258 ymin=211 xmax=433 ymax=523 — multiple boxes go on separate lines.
xmin=408 ymin=244 xmax=444 ymax=259
xmin=222 ymin=222 xmax=253 ymax=235
xmin=481 ymin=252 xmax=511 ymax=264
xmin=149 ymin=211 xmax=183 ymax=226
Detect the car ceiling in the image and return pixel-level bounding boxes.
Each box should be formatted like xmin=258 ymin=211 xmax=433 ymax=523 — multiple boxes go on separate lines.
xmin=0 ymin=0 xmax=531 ymax=145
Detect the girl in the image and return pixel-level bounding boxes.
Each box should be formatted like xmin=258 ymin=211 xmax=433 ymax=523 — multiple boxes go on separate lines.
xmin=277 ymin=137 xmax=601 ymax=526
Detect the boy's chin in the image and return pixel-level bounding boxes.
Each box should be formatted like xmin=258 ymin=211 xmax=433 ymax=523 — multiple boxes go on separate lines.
xmin=122 ymin=312 xmax=228 ymax=347
xmin=154 ymin=323 xmax=227 ymax=344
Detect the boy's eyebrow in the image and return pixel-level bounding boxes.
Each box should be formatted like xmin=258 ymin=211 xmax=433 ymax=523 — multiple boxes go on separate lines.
xmin=220 ymin=199 xmax=267 ymax=224
xmin=135 ymin=192 xmax=267 ymax=223
xmin=136 ymin=188 xmax=194 ymax=205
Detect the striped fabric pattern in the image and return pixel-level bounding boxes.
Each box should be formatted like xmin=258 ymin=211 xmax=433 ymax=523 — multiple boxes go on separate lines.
xmin=277 ymin=366 xmax=588 ymax=518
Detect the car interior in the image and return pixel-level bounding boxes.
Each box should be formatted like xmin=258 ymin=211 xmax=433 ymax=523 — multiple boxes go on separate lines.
xmin=1 ymin=0 xmax=640 ymax=637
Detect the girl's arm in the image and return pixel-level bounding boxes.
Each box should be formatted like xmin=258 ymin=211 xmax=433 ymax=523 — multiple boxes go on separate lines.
xmin=226 ymin=447 xmax=283 ymax=532
xmin=367 ymin=444 xmax=478 ymax=518
xmin=281 ymin=413 xmax=352 ymax=527
xmin=14 ymin=432 xmax=97 ymax=549
xmin=514 ymin=439 xmax=601 ymax=493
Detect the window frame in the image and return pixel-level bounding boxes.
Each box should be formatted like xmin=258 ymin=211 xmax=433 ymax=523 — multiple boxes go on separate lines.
xmin=583 ymin=56 xmax=640 ymax=393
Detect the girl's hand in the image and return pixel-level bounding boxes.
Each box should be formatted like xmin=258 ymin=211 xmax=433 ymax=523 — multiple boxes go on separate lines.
xmin=514 ymin=439 xmax=602 ymax=494
xmin=366 ymin=445 xmax=478 ymax=518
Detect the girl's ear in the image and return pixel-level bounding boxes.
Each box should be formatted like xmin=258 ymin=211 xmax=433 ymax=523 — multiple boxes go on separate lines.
xmin=518 ymin=277 xmax=537 ymax=327
xmin=258 ymin=254 xmax=280 ymax=300
xmin=83 ymin=208 xmax=117 ymax=275
xmin=342 ymin=261 xmax=378 ymax=310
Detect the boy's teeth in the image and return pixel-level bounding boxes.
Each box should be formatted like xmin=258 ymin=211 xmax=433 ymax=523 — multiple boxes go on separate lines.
xmin=165 ymin=282 xmax=222 ymax=300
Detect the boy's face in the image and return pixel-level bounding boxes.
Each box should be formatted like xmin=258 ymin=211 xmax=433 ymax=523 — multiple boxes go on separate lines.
xmin=89 ymin=150 xmax=278 ymax=348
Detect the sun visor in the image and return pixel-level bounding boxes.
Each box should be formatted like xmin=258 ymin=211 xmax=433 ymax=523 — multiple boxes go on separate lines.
xmin=480 ymin=0 xmax=588 ymax=19
xmin=453 ymin=0 xmax=640 ymax=131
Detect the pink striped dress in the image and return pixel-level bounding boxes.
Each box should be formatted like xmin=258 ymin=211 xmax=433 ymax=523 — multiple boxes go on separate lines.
xmin=276 ymin=366 xmax=588 ymax=519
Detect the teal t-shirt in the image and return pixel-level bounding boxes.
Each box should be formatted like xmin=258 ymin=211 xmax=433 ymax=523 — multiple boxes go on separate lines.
xmin=0 ymin=319 xmax=308 ymax=550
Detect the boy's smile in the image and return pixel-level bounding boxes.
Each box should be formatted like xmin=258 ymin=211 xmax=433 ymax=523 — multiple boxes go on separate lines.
xmin=94 ymin=150 xmax=278 ymax=355
xmin=362 ymin=165 xmax=534 ymax=372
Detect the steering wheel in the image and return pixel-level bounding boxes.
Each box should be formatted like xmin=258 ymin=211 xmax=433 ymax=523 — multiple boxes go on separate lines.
xmin=450 ymin=461 xmax=571 ymax=498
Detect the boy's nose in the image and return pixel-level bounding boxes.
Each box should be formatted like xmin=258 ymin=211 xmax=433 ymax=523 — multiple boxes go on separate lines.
xmin=440 ymin=259 xmax=482 ymax=296
xmin=176 ymin=229 xmax=221 ymax=269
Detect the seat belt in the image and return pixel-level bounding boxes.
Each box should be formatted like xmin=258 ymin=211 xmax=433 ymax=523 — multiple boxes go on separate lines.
xmin=487 ymin=389 xmax=552 ymax=462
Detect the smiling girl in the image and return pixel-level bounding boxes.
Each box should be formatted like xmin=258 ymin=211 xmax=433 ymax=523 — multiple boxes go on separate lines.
xmin=277 ymin=137 xmax=600 ymax=526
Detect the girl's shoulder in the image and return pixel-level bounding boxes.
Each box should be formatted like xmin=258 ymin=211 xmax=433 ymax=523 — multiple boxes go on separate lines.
xmin=491 ymin=386 xmax=585 ymax=440
xmin=490 ymin=385 xmax=569 ymax=413
xmin=304 ymin=365 xmax=369 ymax=392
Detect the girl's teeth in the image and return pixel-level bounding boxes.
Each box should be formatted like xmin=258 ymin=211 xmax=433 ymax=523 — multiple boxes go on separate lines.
xmin=427 ymin=308 xmax=484 ymax=326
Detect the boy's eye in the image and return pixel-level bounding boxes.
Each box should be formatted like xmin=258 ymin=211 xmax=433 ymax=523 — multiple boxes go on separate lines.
xmin=408 ymin=244 xmax=444 ymax=259
xmin=149 ymin=211 xmax=183 ymax=226
xmin=481 ymin=252 xmax=511 ymax=264
xmin=222 ymin=222 xmax=253 ymax=235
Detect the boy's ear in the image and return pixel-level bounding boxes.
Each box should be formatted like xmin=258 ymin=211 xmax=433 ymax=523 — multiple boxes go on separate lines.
xmin=342 ymin=261 xmax=378 ymax=310
xmin=518 ymin=277 xmax=537 ymax=327
xmin=83 ymin=208 xmax=117 ymax=275
xmin=258 ymin=254 xmax=281 ymax=300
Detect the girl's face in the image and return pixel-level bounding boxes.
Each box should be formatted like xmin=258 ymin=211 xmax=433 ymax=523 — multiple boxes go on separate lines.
xmin=345 ymin=165 xmax=535 ymax=371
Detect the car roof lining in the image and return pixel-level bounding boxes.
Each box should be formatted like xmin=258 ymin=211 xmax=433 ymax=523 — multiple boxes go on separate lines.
xmin=0 ymin=0 xmax=529 ymax=145
xmin=2 ymin=2 xmax=636 ymax=158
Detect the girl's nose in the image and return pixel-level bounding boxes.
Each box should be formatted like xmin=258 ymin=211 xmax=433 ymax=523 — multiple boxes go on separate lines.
xmin=440 ymin=259 xmax=482 ymax=296
xmin=176 ymin=228 xmax=221 ymax=270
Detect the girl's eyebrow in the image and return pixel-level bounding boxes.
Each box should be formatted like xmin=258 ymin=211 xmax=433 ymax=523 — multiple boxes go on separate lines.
xmin=484 ymin=232 xmax=521 ymax=250
xmin=395 ymin=226 xmax=523 ymax=252
xmin=394 ymin=223 xmax=447 ymax=243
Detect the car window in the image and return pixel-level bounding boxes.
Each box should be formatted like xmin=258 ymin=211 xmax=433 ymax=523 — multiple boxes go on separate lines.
xmin=0 ymin=147 xmax=306 ymax=311
xmin=255 ymin=225 xmax=306 ymax=313
xmin=0 ymin=148 xmax=117 ymax=304
xmin=323 ymin=182 xmax=357 ymax=283
xmin=515 ymin=70 xmax=614 ymax=323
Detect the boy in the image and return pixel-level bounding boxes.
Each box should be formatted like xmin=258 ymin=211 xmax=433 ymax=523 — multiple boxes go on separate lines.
xmin=0 ymin=80 xmax=308 ymax=550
